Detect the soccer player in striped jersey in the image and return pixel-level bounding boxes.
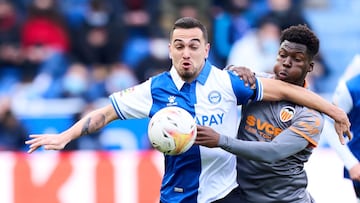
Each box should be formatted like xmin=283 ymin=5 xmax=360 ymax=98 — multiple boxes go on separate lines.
xmin=327 ymin=54 xmax=360 ymax=203
xmin=26 ymin=18 xmax=350 ymax=203
xmin=196 ymin=24 xmax=342 ymax=202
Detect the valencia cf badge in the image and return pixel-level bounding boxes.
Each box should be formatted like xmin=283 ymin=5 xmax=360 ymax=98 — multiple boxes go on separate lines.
xmin=279 ymin=106 xmax=295 ymax=122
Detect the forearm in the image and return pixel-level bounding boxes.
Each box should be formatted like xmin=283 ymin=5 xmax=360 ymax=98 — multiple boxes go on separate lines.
xmin=260 ymin=78 xmax=343 ymax=121
xmin=62 ymin=105 xmax=117 ymax=142
xmin=218 ymin=135 xmax=298 ymax=163
xmin=326 ymin=125 xmax=358 ymax=170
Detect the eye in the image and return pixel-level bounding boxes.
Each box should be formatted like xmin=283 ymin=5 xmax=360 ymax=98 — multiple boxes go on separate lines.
xmin=279 ymin=53 xmax=286 ymax=58
xmin=175 ymin=45 xmax=184 ymax=50
xmin=190 ymin=45 xmax=199 ymax=50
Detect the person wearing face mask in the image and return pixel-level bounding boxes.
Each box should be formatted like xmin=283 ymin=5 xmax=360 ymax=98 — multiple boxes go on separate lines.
xmin=134 ymin=37 xmax=172 ymax=82
xmin=227 ymin=16 xmax=281 ymax=74
xmin=61 ymin=63 xmax=89 ymax=98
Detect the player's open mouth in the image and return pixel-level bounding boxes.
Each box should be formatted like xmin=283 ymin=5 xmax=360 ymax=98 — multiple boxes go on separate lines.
xmin=182 ymin=62 xmax=191 ymax=68
xmin=278 ymin=71 xmax=288 ymax=77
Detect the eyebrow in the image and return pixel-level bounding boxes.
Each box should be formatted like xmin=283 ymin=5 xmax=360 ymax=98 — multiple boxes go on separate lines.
xmin=280 ymin=47 xmax=306 ymax=54
xmin=173 ymin=39 xmax=201 ymax=43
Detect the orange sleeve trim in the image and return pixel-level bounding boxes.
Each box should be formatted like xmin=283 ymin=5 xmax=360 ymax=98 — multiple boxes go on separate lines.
xmin=289 ymin=127 xmax=318 ymax=148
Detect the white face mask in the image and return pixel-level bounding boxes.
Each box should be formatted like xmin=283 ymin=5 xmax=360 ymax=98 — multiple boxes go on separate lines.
xmin=261 ymin=38 xmax=279 ymax=55
xmin=63 ymin=74 xmax=87 ymax=95
xmin=86 ymin=11 xmax=109 ymax=27
xmin=105 ymin=71 xmax=138 ymax=93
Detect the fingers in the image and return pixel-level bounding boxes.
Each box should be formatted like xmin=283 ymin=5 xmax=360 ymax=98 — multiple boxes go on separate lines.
xmin=27 ymin=146 xmax=39 ymax=154
xmin=27 ymin=143 xmax=59 ymax=153
xmin=25 ymin=134 xmax=42 ymax=143
xmin=345 ymin=130 xmax=353 ymax=140
xmin=337 ymin=133 xmax=345 ymax=145
xmin=334 ymin=119 xmax=352 ymax=144
xmin=25 ymin=134 xmax=52 ymax=153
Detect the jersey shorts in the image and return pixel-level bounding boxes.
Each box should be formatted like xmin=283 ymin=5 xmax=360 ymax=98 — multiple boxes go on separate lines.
xmin=109 ymin=60 xmax=263 ymax=203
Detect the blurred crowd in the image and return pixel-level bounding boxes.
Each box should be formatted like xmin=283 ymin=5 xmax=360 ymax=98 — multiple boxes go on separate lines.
xmin=0 ymin=0 xmax=354 ymax=151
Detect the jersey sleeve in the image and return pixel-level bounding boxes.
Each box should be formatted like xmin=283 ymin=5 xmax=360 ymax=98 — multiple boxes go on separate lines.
xmin=332 ymin=80 xmax=353 ymax=113
xmin=325 ymin=118 xmax=358 ymax=170
xmin=109 ymin=79 xmax=153 ymax=120
xmin=328 ymin=77 xmax=358 ymax=170
xmin=218 ymin=107 xmax=323 ymax=163
xmin=287 ymin=108 xmax=324 ymax=148
xmin=226 ymin=70 xmax=263 ymax=104
xmin=218 ymin=131 xmax=309 ymax=163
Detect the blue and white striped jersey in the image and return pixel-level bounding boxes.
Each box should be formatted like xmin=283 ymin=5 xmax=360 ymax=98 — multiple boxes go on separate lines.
xmin=333 ymin=74 xmax=360 ymax=178
xmin=109 ymin=60 xmax=263 ymax=203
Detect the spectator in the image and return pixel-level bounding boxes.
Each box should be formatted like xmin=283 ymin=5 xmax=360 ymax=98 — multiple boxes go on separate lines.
xmin=0 ymin=96 xmax=28 ymax=151
xmin=211 ymin=0 xmax=255 ymax=67
xmin=69 ymin=0 xmax=125 ymax=68
xmin=134 ymin=37 xmax=171 ymax=82
xmin=61 ymin=63 xmax=89 ymax=99
xmin=119 ymin=0 xmax=164 ymax=69
xmin=160 ymin=0 xmax=211 ymax=35
xmin=19 ymin=0 xmax=70 ymax=98
xmin=262 ymin=0 xmax=310 ymax=31
xmin=227 ymin=16 xmax=281 ymax=74
xmin=104 ymin=63 xmax=138 ymax=95
xmin=0 ymin=0 xmax=25 ymax=95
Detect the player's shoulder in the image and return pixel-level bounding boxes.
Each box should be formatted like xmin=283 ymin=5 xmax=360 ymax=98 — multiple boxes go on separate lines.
xmin=295 ymin=105 xmax=324 ymax=120
xmin=208 ymin=65 xmax=235 ymax=82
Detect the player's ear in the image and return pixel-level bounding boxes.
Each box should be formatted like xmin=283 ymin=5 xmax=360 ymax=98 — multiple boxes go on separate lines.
xmin=308 ymin=61 xmax=314 ymax=72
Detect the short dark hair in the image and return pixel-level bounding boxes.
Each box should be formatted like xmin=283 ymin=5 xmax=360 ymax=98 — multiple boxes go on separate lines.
xmin=170 ymin=17 xmax=208 ymax=42
xmin=280 ymin=24 xmax=319 ymax=59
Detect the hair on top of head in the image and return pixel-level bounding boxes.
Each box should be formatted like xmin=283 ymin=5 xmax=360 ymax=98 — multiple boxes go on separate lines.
xmin=280 ymin=24 xmax=319 ymax=58
xmin=170 ymin=17 xmax=208 ymax=42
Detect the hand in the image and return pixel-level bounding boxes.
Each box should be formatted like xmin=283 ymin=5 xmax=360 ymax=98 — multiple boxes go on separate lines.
xmin=225 ymin=65 xmax=256 ymax=88
xmin=25 ymin=134 xmax=69 ymax=153
xmin=194 ymin=125 xmax=220 ymax=148
xmin=349 ymin=163 xmax=360 ymax=182
xmin=332 ymin=106 xmax=352 ymax=144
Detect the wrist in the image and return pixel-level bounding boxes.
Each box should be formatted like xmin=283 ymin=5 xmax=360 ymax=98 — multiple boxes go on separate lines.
xmin=218 ymin=135 xmax=232 ymax=151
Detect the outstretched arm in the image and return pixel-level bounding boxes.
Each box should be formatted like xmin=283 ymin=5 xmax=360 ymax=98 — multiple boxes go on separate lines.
xmin=260 ymin=77 xmax=351 ymax=143
xmin=225 ymin=66 xmax=351 ymax=143
xmin=327 ymin=78 xmax=360 ymax=181
xmin=25 ymin=104 xmax=118 ymax=153
xmin=326 ymin=120 xmax=360 ymax=181
xmin=195 ymin=125 xmax=309 ymax=163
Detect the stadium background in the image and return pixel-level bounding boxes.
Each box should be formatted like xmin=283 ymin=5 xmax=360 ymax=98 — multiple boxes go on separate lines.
xmin=0 ymin=0 xmax=360 ymax=202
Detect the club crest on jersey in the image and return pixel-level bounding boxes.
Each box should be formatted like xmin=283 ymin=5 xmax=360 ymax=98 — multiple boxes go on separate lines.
xmin=279 ymin=106 xmax=295 ymax=122
xmin=208 ymin=91 xmax=221 ymax=104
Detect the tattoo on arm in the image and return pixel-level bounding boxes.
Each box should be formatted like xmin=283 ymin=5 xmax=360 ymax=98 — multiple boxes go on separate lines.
xmin=81 ymin=118 xmax=92 ymax=135
xmin=81 ymin=114 xmax=106 ymax=136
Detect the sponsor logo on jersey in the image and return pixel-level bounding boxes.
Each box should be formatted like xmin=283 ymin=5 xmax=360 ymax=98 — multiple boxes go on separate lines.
xmin=208 ymin=91 xmax=221 ymax=104
xmin=245 ymin=115 xmax=282 ymax=140
xmin=167 ymin=96 xmax=178 ymax=106
xmin=279 ymin=106 xmax=295 ymax=122
xmin=196 ymin=113 xmax=224 ymax=126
